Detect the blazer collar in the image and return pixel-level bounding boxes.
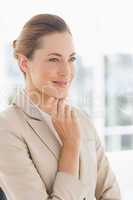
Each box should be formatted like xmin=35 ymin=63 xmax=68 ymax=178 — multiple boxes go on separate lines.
xmin=12 ymin=89 xmax=44 ymax=121
xmin=12 ymin=89 xmax=63 ymax=158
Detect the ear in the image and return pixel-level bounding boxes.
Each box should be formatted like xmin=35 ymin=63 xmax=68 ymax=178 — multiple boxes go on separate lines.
xmin=18 ymin=54 xmax=29 ymax=74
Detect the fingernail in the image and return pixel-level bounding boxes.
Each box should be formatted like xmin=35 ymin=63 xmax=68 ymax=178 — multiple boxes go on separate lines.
xmin=49 ymin=97 xmax=54 ymax=101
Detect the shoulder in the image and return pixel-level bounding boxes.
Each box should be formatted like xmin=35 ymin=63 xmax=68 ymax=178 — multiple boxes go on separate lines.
xmin=0 ymin=106 xmax=28 ymax=155
xmin=0 ymin=105 xmax=24 ymax=139
xmin=0 ymin=105 xmax=18 ymax=124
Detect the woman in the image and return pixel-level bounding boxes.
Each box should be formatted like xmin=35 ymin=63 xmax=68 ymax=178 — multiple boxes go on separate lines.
xmin=0 ymin=14 xmax=121 ymax=200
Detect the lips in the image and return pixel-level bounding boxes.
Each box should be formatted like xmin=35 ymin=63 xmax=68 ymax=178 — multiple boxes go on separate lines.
xmin=52 ymin=80 xmax=69 ymax=87
xmin=53 ymin=81 xmax=68 ymax=84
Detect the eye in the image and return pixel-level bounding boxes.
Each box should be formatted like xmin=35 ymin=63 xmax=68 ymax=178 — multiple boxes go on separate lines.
xmin=48 ymin=58 xmax=59 ymax=62
xmin=69 ymin=57 xmax=76 ymax=62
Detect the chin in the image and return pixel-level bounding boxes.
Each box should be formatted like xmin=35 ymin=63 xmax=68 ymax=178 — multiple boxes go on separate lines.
xmin=41 ymin=86 xmax=69 ymax=99
xmin=47 ymin=91 xmax=68 ymax=99
xmin=53 ymin=92 xmax=68 ymax=99
xmin=56 ymin=94 xmax=67 ymax=99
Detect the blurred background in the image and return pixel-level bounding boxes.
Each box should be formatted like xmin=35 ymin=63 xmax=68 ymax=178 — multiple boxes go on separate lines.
xmin=0 ymin=0 xmax=133 ymax=199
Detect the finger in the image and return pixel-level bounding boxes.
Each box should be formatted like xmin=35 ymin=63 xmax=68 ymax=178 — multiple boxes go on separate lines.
xmin=51 ymin=99 xmax=58 ymax=118
xmin=57 ymin=99 xmax=66 ymax=120
xmin=44 ymin=97 xmax=55 ymax=107
xmin=47 ymin=97 xmax=55 ymax=103
xmin=65 ymin=104 xmax=71 ymax=121
xmin=71 ymin=108 xmax=77 ymax=122
xmin=44 ymin=97 xmax=57 ymax=113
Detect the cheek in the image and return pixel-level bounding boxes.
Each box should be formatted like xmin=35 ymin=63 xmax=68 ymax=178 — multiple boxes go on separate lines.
xmin=40 ymin=68 xmax=57 ymax=82
xmin=32 ymin=64 xmax=55 ymax=81
xmin=30 ymin=69 xmax=53 ymax=94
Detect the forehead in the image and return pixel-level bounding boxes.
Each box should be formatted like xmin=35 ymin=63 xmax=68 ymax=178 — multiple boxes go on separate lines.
xmin=38 ymin=32 xmax=75 ymax=56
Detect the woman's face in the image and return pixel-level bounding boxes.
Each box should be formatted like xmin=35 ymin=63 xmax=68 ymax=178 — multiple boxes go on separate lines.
xmin=26 ymin=32 xmax=76 ymax=100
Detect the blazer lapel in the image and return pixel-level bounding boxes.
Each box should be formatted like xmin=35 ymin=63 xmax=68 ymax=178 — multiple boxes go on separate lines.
xmin=27 ymin=118 xmax=61 ymax=160
xmin=12 ymin=90 xmax=62 ymax=160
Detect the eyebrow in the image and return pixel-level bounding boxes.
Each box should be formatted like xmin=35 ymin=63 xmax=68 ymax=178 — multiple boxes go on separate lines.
xmin=47 ymin=52 xmax=76 ymax=57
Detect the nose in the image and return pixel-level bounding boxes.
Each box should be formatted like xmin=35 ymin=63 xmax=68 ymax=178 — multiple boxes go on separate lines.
xmin=58 ymin=61 xmax=71 ymax=77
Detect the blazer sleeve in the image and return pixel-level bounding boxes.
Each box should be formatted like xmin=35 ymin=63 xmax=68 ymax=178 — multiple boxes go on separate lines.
xmin=82 ymin=111 xmax=121 ymax=200
xmin=0 ymin=121 xmax=87 ymax=200
xmin=95 ymin=131 xmax=121 ymax=200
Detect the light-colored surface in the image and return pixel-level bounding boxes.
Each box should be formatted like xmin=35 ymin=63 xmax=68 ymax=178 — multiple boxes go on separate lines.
xmin=107 ymin=150 xmax=133 ymax=200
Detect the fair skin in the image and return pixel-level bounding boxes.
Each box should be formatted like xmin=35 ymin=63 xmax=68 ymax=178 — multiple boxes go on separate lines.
xmin=18 ymin=31 xmax=81 ymax=176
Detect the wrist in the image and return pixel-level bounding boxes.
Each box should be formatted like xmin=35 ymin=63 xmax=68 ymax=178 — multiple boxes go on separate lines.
xmin=62 ymin=142 xmax=80 ymax=151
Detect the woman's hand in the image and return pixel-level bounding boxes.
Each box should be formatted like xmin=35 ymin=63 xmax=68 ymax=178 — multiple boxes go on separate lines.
xmin=52 ymin=99 xmax=81 ymax=148
xmin=43 ymin=97 xmax=81 ymax=176
xmin=46 ymin=97 xmax=81 ymax=148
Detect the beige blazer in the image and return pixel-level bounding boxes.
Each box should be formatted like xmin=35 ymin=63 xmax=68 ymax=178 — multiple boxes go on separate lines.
xmin=0 ymin=91 xmax=121 ymax=200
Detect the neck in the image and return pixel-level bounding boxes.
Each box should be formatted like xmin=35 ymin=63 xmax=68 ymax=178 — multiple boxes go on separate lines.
xmin=24 ymin=74 xmax=57 ymax=114
xmin=24 ymin=87 xmax=55 ymax=114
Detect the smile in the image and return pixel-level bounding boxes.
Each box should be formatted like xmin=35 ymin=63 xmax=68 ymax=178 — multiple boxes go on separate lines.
xmin=52 ymin=81 xmax=69 ymax=87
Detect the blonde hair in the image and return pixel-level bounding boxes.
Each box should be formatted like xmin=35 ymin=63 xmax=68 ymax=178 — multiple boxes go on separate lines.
xmin=13 ymin=14 xmax=72 ymax=77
